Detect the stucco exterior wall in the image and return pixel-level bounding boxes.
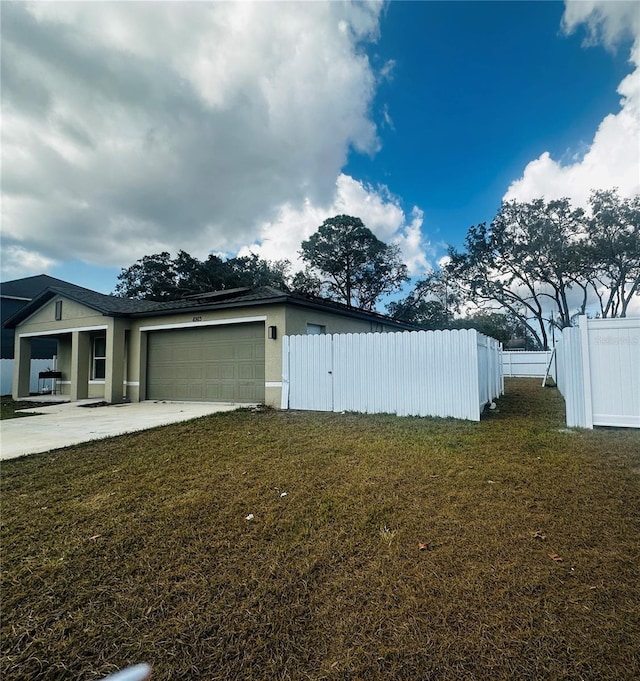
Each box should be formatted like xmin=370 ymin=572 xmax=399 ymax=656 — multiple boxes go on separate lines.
xmin=14 ymin=294 xmax=410 ymax=407
xmin=14 ymin=297 xmax=115 ymax=400
xmin=285 ymin=306 xmax=403 ymax=336
xmin=17 ymin=297 xmax=109 ymax=332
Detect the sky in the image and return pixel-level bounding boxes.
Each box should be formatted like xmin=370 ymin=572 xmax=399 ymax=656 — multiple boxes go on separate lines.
xmin=2 ymin=0 xmax=639 ymax=300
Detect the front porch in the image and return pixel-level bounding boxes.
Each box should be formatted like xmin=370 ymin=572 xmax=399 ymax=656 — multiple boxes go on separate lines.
xmin=13 ymin=322 xmax=128 ymax=404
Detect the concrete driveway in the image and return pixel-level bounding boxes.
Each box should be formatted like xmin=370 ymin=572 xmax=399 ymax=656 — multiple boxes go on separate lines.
xmin=0 ymin=400 xmax=250 ymax=460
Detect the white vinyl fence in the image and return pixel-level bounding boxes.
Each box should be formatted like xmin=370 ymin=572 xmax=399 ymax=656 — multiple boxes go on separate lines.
xmin=556 ymin=316 xmax=640 ymax=428
xmin=282 ymin=329 xmax=503 ymax=421
xmin=501 ymin=350 xmax=556 ymax=379
xmin=0 ymin=359 xmax=55 ymax=396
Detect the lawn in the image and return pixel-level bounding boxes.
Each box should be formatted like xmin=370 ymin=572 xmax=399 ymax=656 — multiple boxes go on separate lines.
xmin=1 ymin=379 xmax=639 ymax=680
xmin=1 ymin=396 xmax=54 ymax=420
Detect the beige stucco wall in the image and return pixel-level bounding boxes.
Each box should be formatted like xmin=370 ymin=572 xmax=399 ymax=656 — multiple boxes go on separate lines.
xmin=15 ymin=295 xmax=410 ymax=407
xmin=18 ymin=297 xmax=109 ymax=332
xmin=285 ymin=306 xmax=404 ymax=336
xmin=14 ymin=296 xmax=117 ymax=401
xmin=126 ymin=304 xmax=286 ymax=406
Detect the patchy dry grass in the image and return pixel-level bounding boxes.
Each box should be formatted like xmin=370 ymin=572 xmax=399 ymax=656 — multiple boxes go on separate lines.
xmin=1 ymin=379 xmax=639 ymax=680
xmin=1 ymin=396 xmax=54 ymax=420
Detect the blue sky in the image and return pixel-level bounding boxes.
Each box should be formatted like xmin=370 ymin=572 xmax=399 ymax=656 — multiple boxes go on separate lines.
xmin=2 ymin=1 xmax=639 ymax=297
xmin=359 ymin=1 xmax=634 ymax=246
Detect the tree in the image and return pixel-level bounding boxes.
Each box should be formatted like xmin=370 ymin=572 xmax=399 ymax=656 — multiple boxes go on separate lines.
xmin=446 ymin=198 xmax=588 ymax=349
xmin=231 ymin=253 xmax=291 ymax=290
xmin=386 ymin=271 xmax=460 ymax=327
xmin=290 ymin=268 xmax=324 ymax=299
xmin=387 ymin=275 xmax=528 ymax=345
xmin=450 ymin=312 xmax=536 ymax=348
xmin=582 ymin=189 xmax=640 ymax=318
xmin=115 ymin=251 xmax=291 ymax=300
xmin=114 ymin=251 xmax=182 ymax=301
xmin=299 ymin=215 xmax=408 ymax=310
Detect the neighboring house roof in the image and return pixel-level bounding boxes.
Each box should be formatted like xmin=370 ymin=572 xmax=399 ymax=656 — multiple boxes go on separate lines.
xmin=0 ymin=274 xmax=95 ymax=300
xmin=4 ymin=284 xmax=415 ymax=331
xmin=1 ymin=274 xmax=102 ymax=359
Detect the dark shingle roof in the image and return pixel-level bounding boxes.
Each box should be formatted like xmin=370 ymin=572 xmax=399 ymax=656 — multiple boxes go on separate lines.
xmin=0 ymin=274 xmax=95 ymax=300
xmin=4 ymin=284 xmax=415 ymax=331
xmin=3 ymin=286 xmax=161 ymax=328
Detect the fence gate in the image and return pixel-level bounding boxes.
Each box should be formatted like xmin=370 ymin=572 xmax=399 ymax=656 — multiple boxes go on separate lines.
xmin=283 ymin=334 xmax=333 ymax=411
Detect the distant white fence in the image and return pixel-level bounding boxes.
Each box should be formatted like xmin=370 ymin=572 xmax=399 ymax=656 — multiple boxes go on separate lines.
xmin=282 ymin=329 xmax=503 ymax=421
xmin=556 ymin=316 xmax=640 ymax=428
xmin=0 ymin=359 xmax=55 ymax=396
xmin=501 ymin=350 xmax=556 ymax=379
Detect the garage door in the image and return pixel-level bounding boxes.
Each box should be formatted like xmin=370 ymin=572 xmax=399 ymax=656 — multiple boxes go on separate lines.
xmin=146 ymin=323 xmax=265 ymax=402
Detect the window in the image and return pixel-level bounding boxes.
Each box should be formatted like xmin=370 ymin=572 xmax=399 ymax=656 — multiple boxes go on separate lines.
xmin=306 ymin=323 xmax=326 ymax=335
xmin=55 ymin=300 xmax=62 ymax=320
xmin=92 ymin=336 xmax=106 ymax=380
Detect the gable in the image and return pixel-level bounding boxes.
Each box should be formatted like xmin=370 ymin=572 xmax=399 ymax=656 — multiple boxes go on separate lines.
xmin=16 ymin=295 xmax=110 ymax=333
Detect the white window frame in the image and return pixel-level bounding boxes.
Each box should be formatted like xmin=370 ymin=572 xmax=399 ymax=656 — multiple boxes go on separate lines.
xmin=92 ymin=335 xmax=107 ymax=380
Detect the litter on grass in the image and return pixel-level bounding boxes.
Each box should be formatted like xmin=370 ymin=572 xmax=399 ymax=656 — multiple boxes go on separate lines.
xmin=245 ymin=514 xmax=254 ymax=521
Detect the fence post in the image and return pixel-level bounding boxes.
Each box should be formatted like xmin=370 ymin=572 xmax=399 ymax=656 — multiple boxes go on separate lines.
xmin=280 ymin=336 xmax=290 ymax=409
xmin=579 ymin=316 xmax=593 ymax=429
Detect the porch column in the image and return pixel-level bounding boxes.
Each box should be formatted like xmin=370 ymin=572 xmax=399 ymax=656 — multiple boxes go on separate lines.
xmin=12 ymin=336 xmax=31 ymax=399
xmin=70 ymin=331 xmax=90 ymax=401
xmin=105 ymin=320 xmax=126 ymax=403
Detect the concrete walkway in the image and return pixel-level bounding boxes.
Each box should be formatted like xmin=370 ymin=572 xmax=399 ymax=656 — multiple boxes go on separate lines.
xmin=0 ymin=400 xmax=250 ymax=460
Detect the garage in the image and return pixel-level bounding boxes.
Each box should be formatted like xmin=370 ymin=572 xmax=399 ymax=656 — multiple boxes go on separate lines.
xmin=146 ymin=322 xmax=265 ymax=403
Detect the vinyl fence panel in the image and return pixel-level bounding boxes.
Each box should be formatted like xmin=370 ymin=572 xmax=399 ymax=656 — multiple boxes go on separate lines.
xmin=555 ymin=328 xmax=587 ymax=428
xmin=478 ymin=335 xmax=503 ymax=408
xmin=501 ymin=351 xmax=556 ymax=379
xmin=283 ymin=329 xmax=503 ymax=421
xmin=0 ymin=359 xmax=55 ymax=396
xmin=555 ymin=316 xmax=640 ymax=429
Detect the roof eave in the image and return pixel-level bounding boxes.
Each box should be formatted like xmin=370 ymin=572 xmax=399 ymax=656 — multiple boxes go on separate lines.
xmin=3 ymin=288 xmax=112 ymax=328
xmin=129 ymin=291 xmax=414 ymax=330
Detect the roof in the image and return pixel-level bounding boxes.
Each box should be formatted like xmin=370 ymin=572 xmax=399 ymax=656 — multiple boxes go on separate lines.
xmin=4 ymin=284 xmax=415 ymax=331
xmin=0 ymin=274 xmax=95 ymax=300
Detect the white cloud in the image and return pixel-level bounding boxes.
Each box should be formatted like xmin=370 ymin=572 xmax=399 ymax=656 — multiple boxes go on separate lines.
xmin=505 ymin=1 xmax=640 ymax=206
xmin=561 ymin=1 xmax=640 ymax=51
xmin=1 ymin=245 xmax=57 ymax=280
xmin=1 ymin=1 xmax=385 ymax=271
xmin=240 ymin=174 xmax=433 ymax=276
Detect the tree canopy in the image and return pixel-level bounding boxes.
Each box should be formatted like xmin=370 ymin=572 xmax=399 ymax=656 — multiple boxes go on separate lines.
xmin=299 ymin=215 xmax=408 ymax=310
xmin=114 ymin=251 xmax=290 ymax=301
xmin=582 ymin=189 xmax=640 ymax=318
xmin=386 ymin=272 xmax=460 ymax=328
xmin=388 ymin=191 xmax=639 ymax=348
xmin=113 ymin=192 xmax=638 ymax=330
xmin=387 ymin=273 xmax=529 ymax=346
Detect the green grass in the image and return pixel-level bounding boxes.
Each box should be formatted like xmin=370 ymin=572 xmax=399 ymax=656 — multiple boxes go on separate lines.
xmin=0 ymin=396 xmax=53 ymax=420
xmin=1 ymin=379 xmax=639 ymax=680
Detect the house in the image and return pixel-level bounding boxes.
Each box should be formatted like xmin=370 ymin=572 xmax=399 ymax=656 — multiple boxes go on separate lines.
xmin=1 ymin=275 xmax=99 ymax=360
xmin=5 ymin=285 xmax=414 ymax=407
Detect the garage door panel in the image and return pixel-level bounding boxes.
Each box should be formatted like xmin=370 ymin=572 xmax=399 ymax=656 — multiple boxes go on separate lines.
xmin=187 ymin=366 xmax=204 ymax=381
xmin=236 ymin=345 xmax=256 ymax=360
xmin=238 ymin=365 xmax=258 ymax=380
xmin=207 ymin=346 xmax=234 ymax=360
xmin=147 ymin=323 xmax=265 ymax=403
